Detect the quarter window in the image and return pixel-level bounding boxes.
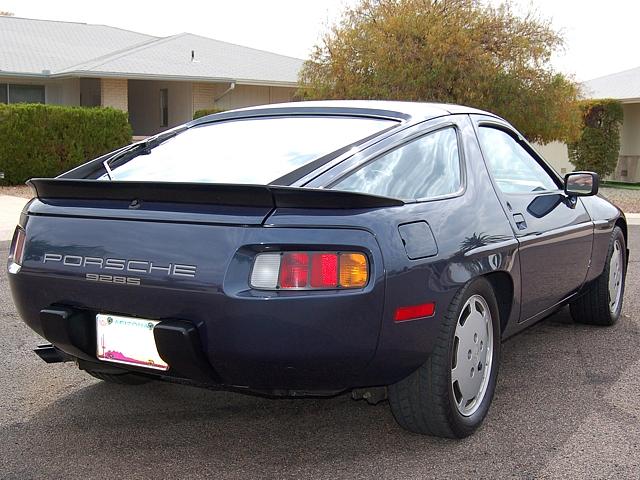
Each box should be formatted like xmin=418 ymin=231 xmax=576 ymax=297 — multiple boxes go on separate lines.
xmin=478 ymin=127 xmax=558 ymax=193
xmin=331 ymin=127 xmax=462 ymax=201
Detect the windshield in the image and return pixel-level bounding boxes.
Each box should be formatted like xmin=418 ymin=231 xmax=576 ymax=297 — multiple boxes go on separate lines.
xmin=105 ymin=116 xmax=396 ymax=184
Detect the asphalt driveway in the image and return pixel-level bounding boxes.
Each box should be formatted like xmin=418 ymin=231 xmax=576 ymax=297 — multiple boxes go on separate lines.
xmin=1 ymin=229 xmax=639 ymax=479
xmin=0 ymin=195 xmax=29 ymax=241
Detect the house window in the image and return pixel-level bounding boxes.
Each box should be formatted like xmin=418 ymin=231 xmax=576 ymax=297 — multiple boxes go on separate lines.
xmin=160 ymin=88 xmax=168 ymax=127
xmin=0 ymin=84 xmax=45 ymax=104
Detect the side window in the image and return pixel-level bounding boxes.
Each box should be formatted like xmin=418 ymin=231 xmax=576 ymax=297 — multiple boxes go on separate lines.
xmin=478 ymin=127 xmax=558 ymax=194
xmin=331 ymin=127 xmax=461 ymax=201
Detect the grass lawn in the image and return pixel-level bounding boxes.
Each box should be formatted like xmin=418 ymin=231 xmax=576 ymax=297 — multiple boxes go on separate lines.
xmin=601 ymin=181 xmax=640 ymax=191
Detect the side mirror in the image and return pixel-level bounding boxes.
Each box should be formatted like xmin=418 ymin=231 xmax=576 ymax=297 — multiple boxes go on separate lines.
xmin=564 ymin=171 xmax=599 ymax=197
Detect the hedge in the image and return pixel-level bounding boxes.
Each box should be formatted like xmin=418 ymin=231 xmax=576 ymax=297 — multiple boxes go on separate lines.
xmin=568 ymin=99 xmax=624 ymax=177
xmin=193 ymin=108 xmax=225 ymax=120
xmin=0 ymin=104 xmax=132 ymax=185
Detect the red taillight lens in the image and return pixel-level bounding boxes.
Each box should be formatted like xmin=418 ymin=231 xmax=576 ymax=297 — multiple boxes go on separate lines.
xmin=279 ymin=252 xmax=309 ymax=289
xmin=310 ymin=253 xmax=338 ymax=288
xmin=10 ymin=226 xmax=26 ymax=266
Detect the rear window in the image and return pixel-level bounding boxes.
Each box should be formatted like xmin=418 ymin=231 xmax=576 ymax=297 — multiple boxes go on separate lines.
xmin=106 ymin=116 xmax=396 ymax=184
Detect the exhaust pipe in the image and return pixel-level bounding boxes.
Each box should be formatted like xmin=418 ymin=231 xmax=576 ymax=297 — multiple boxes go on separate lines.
xmin=34 ymin=344 xmax=73 ymax=363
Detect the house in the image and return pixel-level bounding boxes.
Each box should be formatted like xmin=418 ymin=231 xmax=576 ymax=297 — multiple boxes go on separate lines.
xmin=0 ymin=16 xmax=303 ymax=137
xmin=582 ymin=68 xmax=640 ymax=183
xmin=535 ymin=68 xmax=640 ymax=183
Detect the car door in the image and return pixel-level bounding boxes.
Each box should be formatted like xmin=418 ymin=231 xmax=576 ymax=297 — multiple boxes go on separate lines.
xmin=473 ymin=117 xmax=593 ymax=322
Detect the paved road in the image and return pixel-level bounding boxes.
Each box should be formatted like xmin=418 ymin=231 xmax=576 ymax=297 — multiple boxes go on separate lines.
xmin=1 ymin=229 xmax=639 ymax=479
xmin=0 ymin=195 xmax=29 ymax=241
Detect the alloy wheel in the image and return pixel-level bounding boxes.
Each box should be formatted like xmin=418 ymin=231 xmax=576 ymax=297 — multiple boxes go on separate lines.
xmin=608 ymin=239 xmax=624 ymax=314
xmin=451 ymin=294 xmax=494 ymax=417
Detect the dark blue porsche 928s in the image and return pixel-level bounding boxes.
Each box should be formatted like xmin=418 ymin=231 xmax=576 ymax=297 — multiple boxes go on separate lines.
xmin=8 ymin=101 xmax=628 ymax=438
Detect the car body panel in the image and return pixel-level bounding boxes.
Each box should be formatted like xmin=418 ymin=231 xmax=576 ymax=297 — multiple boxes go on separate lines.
xmin=7 ymin=100 xmax=627 ymax=394
xmin=11 ymin=211 xmax=388 ymax=390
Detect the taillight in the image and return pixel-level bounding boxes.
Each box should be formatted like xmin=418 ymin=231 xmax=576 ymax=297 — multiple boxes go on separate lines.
xmin=279 ymin=252 xmax=309 ymax=289
xmin=250 ymin=251 xmax=368 ymax=290
xmin=9 ymin=226 xmax=26 ymax=267
xmin=310 ymin=253 xmax=338 ymax=288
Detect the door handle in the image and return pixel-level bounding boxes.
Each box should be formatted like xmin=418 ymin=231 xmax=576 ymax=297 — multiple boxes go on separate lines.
xmin=513 ymin=213 xmax=527 ymax=230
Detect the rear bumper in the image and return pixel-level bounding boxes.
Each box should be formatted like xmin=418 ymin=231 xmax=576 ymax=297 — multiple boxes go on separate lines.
xmin=37 ymin=307 xmax=219 ymax=384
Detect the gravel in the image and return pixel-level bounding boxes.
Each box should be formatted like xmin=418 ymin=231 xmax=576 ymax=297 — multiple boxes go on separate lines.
xmin=0 ymin=185 xmax=33 ymax=199
xmin=599 ymin=187 xmax=640 ymax=214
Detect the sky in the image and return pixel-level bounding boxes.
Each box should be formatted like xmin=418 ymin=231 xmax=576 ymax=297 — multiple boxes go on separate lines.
xmin=1 ymin=0 xmax=638 ymax=82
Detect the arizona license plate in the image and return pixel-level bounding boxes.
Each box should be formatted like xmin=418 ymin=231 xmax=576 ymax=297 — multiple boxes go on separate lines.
xmin=96 ymin=314 xmax=169 ymax=371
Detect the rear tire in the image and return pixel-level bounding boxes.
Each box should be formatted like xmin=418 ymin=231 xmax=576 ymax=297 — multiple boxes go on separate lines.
xmin=570 ymin=226 xmax=626 ymax=326
xmin=388 ymin=278 xmax=501 ymax=438
xmin=85 ymin=370 xmax=151 ymax=385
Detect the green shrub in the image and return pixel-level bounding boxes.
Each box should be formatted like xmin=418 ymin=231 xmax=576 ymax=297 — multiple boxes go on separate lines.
xmin=0 ymin=104 xmax=132 ymax=185
xmin=568 ymin=99 xmax=624 ymax=177
xmin=193 ymin=108 xmax=224 ymax=120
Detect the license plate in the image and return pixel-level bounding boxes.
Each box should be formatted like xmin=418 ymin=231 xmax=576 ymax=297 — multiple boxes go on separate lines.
xmin=96 ymin=314 xmax=169 ymax=371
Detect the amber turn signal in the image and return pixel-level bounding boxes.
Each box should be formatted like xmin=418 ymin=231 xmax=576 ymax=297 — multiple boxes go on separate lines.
xmin=338 ymin=253 xmax=368 ymax=288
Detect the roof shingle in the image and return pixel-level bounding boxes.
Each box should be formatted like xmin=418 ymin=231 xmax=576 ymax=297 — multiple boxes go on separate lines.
xmin=0 ymin=16 xmax=302 ymax=85
xmin=582 ymin=67 xmax=640 ymax=101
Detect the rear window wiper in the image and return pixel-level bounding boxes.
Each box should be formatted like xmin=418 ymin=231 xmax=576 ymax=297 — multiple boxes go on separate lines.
xmin=103 ymin=126 xmax=188 ymax=180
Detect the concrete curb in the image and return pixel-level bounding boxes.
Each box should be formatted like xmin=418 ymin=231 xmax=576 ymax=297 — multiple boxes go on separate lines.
xmin=626 ymin=213 xmax=640 ymax=226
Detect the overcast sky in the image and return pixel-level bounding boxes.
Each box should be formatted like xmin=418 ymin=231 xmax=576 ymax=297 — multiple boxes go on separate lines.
xmin=2 ymin=0 xmax=638 ymax=81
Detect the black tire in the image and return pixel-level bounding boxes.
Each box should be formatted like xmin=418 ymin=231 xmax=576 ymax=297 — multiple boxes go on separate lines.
xmin=85 ymin=370 xmax=151 ymax=385
xmin=570 ymin=226 xmax=626 ymax=326
xmin=388 ymin=278 xmax=501 ymax=438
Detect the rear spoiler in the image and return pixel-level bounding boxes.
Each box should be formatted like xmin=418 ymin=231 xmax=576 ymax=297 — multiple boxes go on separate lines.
xmin=27 ymin=179 xmax=404 ymax=209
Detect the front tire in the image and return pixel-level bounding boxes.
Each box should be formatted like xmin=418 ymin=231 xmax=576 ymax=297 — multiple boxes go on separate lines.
xmin=388 ymin=278 xmax=501 ymax=438
xmin=570 ymin=226 xmax=626 ymax=326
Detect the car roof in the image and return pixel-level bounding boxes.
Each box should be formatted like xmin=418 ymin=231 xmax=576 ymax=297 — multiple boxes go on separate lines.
xmin=191 ymin=100 xmax=503 ymax=125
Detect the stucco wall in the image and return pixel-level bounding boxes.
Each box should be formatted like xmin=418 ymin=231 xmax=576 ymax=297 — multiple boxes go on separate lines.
xmin=128 ymin=80 xmax=192 ymax=136
xmin=620 ymin=103 xmax=640 ymax=156
xmin=605 ymin=103 xmax=640 ymax=182
xmin=47 ymin=78 xmax=80 ymax=105
xmin=533 ymin=141 xmax=574 ymax=176
xmin=192 ymin=82 xmax=296 ymax=114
